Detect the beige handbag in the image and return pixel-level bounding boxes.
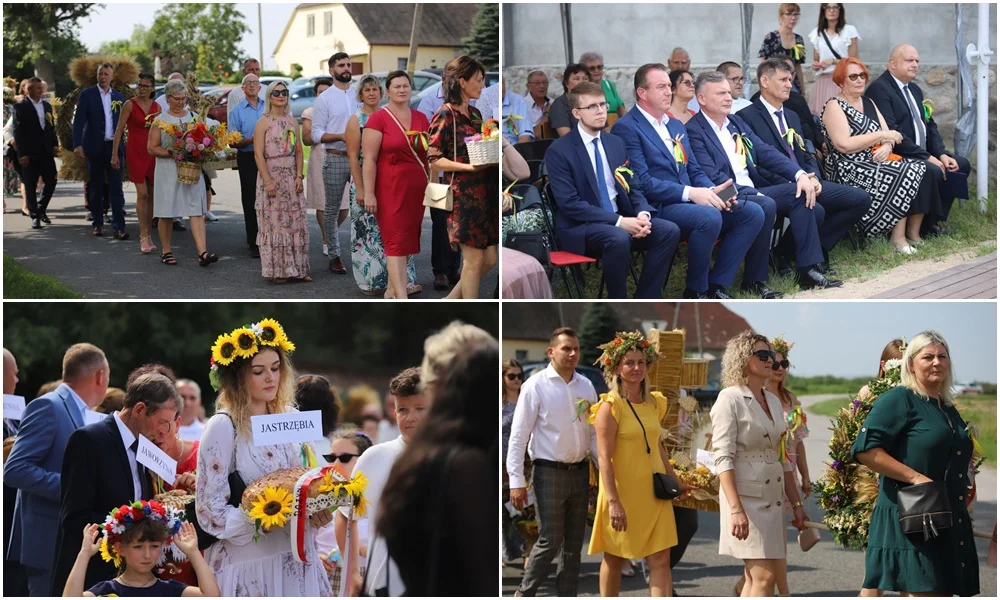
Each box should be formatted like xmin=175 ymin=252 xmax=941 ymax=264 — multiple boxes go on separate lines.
xmin=423 ymin=105 xmax=459 ymax=212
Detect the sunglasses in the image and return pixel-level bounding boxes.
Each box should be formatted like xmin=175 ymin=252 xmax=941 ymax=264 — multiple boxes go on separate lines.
xmin=506 ymin=372 xmax=524 ymax=381
xmin=772 ymin=360 xmax=790 ymax=370
xmin=847 ymin=73 xmax=868 ymax=82
xmin=271 ymin=89 xmax=289 ymax=97
xmin=323 ymin=452 xmax=359 ymax=464
xmin=753 ymin=349 xmax=777 ymax=363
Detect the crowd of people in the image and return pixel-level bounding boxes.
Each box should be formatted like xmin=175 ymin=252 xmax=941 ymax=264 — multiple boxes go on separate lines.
xmin=502 ymin=326 xmax=993 ymax=596
xmin=4 ymin=51 xmax=501 ymax=297
xmin=2 ymin=316 xmax=497 ymax=597
xmin=500 ymin=2 xmax=972 ymax=299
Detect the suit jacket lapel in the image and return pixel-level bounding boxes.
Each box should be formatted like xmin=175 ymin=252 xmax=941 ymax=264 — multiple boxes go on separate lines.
xmin=59 ymin=388 xmax=84 ymax=430
xmin=105 ymin=417 xmax=134 ymax=494
xmin=573 ymin=129 xmax=603 ymax=207
xmin=634 ymin=109 xmax=677 ymax=171
xmin=755 ymin=101 xmax=785 ymax=150
xmin=695 ymin=112 xmax=729 ymax=164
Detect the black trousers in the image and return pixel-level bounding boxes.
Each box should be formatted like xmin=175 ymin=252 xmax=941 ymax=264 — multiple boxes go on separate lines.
xmin=670 ymin=507 xmax=699 ymax=570
xmin=430 ymin=206 xmax=460 ymax=276
xmin=21 ymin=153 xmax=57 ymax=218
xmin=236 ymin=151 xmax=259 ymax=248
xmin=921 ymin=153 xmax=972 ymax=233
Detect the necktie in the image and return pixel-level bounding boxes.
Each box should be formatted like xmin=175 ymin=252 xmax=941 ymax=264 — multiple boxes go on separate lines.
xmin=774 ymin=110 xmax=798 ymax=163
xmin=903 ymin=84 xmax=926 ymax=147
xmin=592 ymin=138 xmax=616 ymax=214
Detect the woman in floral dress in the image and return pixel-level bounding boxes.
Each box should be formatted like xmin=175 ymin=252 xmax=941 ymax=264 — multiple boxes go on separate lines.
xmin=254 ymin=81 xmax=310 ymax=283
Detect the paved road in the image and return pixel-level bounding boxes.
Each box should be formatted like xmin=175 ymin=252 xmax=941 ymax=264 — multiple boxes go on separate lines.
xmin=502 ymin=394 xmax=997 ymax=596
xmin=3 ymin=169 xmax=496 ymax=299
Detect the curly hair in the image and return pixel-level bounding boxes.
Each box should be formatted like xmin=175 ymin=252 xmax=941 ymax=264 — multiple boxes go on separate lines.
xmin=721 ymin=331 xmax=771 ymax=388
xmin=900 ymin=331 xmax=955 ymax=405
xmin=215 ymin=346 xmax=297 ymax=437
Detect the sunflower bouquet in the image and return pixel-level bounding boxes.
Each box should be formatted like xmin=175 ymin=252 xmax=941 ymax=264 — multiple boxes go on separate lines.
xmin=99 ymin=500 xmax=186 ymax=569
xmin=209 ymin=318 xmax=296 ymax=391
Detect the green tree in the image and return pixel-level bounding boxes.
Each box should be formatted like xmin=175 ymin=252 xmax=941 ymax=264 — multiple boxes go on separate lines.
xmin=2 ymin=3 xmax=101 ymax=94
xmin=460 ymin=3 xmax=498 ymax=70
xmin=290 ymin=63 xmax=304 ymax=80
xmin=146 ymin=3 xmax=250 ymax=77
xmin=97 ymin=25 xmax=154 ymax=74
xmin=578 ymin=303 xmax=621 ymax=366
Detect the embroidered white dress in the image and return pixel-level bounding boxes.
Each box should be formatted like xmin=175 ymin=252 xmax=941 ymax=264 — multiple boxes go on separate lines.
xmin=195 ymin=412 xmax=333 ymax=597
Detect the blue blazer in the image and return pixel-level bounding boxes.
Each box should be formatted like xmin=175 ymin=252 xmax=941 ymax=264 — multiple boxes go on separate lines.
xmin=737 ymin=99 xmax=822 ymax=182
xmin=544 ymin=127 xmax=655 ymax=256
xmin=685 ymin=111 xmax=800 ymax=192
xmin=4 ymin=384 xmax=85 ymax=571
xmin=611 ymin=105 xmax=717 ymax=207
xmin=72 ymin=86 xmax=126 ymax=158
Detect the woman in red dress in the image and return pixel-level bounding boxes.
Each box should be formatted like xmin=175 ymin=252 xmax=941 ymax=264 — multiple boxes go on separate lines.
xmin=112 ymin=73 xmax=161 ymax=254
xmin=361 ymin=70 xmax=430 ymax=300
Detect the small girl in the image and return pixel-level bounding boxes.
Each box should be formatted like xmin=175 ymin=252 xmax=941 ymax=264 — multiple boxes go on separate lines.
xmin=62 ymin=500 xmax=220 ymax=597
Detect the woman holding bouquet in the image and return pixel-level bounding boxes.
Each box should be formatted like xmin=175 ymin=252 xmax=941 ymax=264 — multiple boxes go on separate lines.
xmin=147 ymin=79 xmax=218 ymax=267
xmin=112 ymin=73 xmax=160 ymax=254
xmin=195 ymin=320 xmax=333 ymax=596
xmin=254 ymin=81 xmax=310 ymax=283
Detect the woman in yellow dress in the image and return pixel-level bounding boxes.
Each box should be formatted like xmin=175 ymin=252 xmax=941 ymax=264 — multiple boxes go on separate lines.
xmin=588 ymin=331 xmax=690 ymax=596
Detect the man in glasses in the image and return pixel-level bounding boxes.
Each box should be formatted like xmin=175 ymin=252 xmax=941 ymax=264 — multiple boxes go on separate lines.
xmin=226 ymin=58 xmax=263 ymax=120
xmin=580 ymin=51 xmax=626 ymax=123
xmin=612 ymin=63 xmax=764 ymax=299
xmin=228 ymin=73 xmax=266 ymax=258
xmin=866 ymin=43 xmax=971 ymax=238
xmin=718 ymin=62 xmax=753 ymax=114
xmin=523 ymin=70 xmax=553 ymax=130
xmin=545 ymin=81 xmax=680 ymax=299
xmin=738 ymin=58 xmax=870 ymax=277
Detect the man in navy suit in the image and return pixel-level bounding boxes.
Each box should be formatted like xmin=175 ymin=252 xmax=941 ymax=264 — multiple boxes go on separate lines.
xmin=865 ymin=44 xmax=970 ymax=237
xmin=545 ymin=81 xmax=680 ymax=298
xmin=738 ymin=59 xmax=870 ymax=274
xmin=687 ymin=71 xmax=842 ymax=297
xmin=72 ymin=62 xmax=129 ymax=239
xmin=612 ymin=63 xmax=764 ymax=299
xmin=4 ymin=344 xmax=109 ymax=596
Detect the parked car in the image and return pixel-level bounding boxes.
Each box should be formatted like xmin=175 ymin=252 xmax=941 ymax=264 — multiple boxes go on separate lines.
xmin=258 ymin=76 xmax=293 ymax=89
xmin=485 ymin=71 xmax=500 ymax=87
xmin=288 ymin=83 xmax=320 ymax=121
xmin=952 ymin=382 xmax=985 ymax=395
xmin=204 ymin=87 xmax=236 ymax=125
xmin=520 ymin=361 xmax=609 ymax=396
xmin=292 ymin=75 xmax=331 ymax=88
xmin=351 ymin=70 xmax=441 ymax=107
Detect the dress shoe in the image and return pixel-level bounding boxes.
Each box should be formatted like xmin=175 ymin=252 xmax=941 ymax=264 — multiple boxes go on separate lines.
xmin=799 ymin=267 xmax=843 ymax=290
xmin=329 ymin=256 xmax=347 ymax=274
xmin=93 ymin=226 xmax=103 ymax=237
xmin=20 ymin=209 xmax=29 ymax=217
xmin=31 ymin=218 xmax=42 ymax=229
xmin=682 ymin=286 xmax=732 ymax=299
xmin=172 ymin=219 xmax=187 ymax=232
xmin=114 ymin=230 xmax=131 ymax=241
xmin=925 ymin=223 xmax=947 ymax=237
xmin=40 ymin=213 xmax=51 ymax=224
xmin=743 ymin=281 xmax=784 ymax=299
xmin=818 ymin=262 xmax=838 ymax=276
xmin=434 ymin=273 xmax=450 ymax=290
xmin=250 ymin=246 xmax=261 ymax=259
xmin=774 ymin=254 xmax=794 ymax=278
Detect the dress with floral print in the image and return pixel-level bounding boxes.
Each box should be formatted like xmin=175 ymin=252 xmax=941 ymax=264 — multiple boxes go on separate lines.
xmin=255 ymin=114 xmax=310 ymax=279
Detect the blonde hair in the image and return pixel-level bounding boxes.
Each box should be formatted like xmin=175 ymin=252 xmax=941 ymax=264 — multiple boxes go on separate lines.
xmin=215 ymin=346 xmax=297 ymax=437
xmin=264 ymin=80 xmax=290 ymax=116
xmin=608 ymin=348 xmax=653 ymax=404
xmin=900 ymin=330 xmax=955 ymax=405
xmin=778 ymin=3 xmax=801 ymax=17
xmin=721 ymin=331 xmax=771 ymax=388
xmin=421 ymin=321 xmax=497 ymax=391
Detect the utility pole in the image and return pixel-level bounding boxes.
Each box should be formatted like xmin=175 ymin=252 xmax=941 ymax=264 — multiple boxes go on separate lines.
xmin=406 ymin=4 xmax=423 ymax=75
xmin=258 ymin=4 xmax=264 ymax=66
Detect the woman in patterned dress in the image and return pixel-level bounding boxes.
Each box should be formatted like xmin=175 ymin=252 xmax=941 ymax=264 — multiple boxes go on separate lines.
xmin=253 ymin=81 xmax=310 ymax=283
xmin=821 ymin=58 xmax=936 ymax=254
xmin=345 ymin=74 xmax=417 ymax=296
xmin=428 ymin=56 xmax=499 ymax=300
xmin=759 ymin=3 xmax=807 ymax=95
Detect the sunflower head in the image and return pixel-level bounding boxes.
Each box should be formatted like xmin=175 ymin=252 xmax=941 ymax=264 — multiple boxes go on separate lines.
xmin=256 ymin=318 xmax=285 ymax=347
xmin=232 ymin=327 xmax=259 ymax=359
xmin=100 ymin=536 xmax=121 ymax=567
xmin=248 ymin=486 xmax=294 ymax=531
xmin=211 ymin=334 xmax=239 ymax=367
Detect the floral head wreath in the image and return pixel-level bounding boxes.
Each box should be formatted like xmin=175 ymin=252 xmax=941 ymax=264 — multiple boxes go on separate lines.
xmin=100 ymin=500 xmax=186 ymax=569
xmin=594 ymin=330 xmax=660 ymax=379
xmin=209 ymin=318 xmax=296 ymax=391
xmin=770 ymin=336 xmax=795 ymax=358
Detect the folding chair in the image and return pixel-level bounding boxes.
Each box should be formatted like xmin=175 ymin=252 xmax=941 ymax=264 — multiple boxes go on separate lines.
xmin=538 ymin=181 xmax=598 ymax=298
xmin=514 ymin=139 xmax=554 ymax=163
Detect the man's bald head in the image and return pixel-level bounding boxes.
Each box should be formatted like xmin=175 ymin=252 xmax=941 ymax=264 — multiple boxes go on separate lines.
xmin=167 ymin=72 xmax=184 ymax=81
xmin=3 ymin=348 xmax=18 ymax=395
xmin=888 ymin=44 xmax=920 ymax=83
xmin=669 ymin=47 xmax=691 ymax=72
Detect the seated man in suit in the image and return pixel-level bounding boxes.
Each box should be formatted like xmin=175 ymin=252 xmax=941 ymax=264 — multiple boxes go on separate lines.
xmin=612 ymin=63 xmax=765 ymax=299
xmin=11 ymin=77 xmax=59 ymax=229
xmin=687 ymin=71 xmax=843 ymax=296
xmin=545 ymin=81 xmax=681 ymax=298
xmin=751 ymin=55 xmax=824 ymax=153
xmin=738 ymin=59 xmax=870 ymax=274
xmin=865 ymin=43 xmax=970 ymax=237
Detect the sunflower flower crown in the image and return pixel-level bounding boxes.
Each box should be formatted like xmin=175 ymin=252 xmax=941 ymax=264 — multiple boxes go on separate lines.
xmin=770 ymin=336 xmax=794 ymax=358
xmin=210 ymin=318 xmax=296 ymax=391
xmin=100 ymin=500 xmax=186 ymax=569
xmin=594 ymin=330 xmax=661 ymax=379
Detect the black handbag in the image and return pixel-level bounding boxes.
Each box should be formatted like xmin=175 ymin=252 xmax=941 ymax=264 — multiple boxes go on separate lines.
xmin=506 ymin=230 xmax=551 ymax=269
xmin=897 ymin=481 xmax=952 ymax=540
xmin=622 ymin=397 xmax=683 ymax=501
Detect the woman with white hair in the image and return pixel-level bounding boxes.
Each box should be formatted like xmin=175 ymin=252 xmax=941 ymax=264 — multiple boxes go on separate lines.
xmin=147 ymin=78 xmax=218 ymax=266
xmin=851 ymin=330 xmax=979 ymax=596
xmin=711 ymin=331 xmax=809 ymax=596
xmin=253 ymin=80 xmax=310 ymax=283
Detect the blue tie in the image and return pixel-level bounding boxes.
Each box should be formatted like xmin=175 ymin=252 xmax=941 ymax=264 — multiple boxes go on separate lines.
xmin=592 ymin=138 xmax=616 ymax=214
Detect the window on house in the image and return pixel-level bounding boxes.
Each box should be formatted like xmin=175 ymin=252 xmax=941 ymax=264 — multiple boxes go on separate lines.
xmin=307 ymin=14 xmax=315 ymax=37
xmin=397 ymin=58 xmax=407 ymax=70
xmin=514 ymin=350 xmax=527 ymax=361
xmin=324 ymin=11 xmax=333 ymax=35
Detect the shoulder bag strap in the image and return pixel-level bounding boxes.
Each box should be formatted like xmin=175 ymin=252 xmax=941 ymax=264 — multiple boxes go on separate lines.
xmin=621 ymin=397 xmax=652 ymax=456
xmin=820 ymin=29 xmax=843 ymax=60
xmin=382 ymin=107 xmax=430 ymax=183
xmin=442 ymin=104 xmax=458 ymax=187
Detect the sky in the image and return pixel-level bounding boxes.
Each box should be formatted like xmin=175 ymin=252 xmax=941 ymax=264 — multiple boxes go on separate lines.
xmin=76 ymin=2 xmax=299 ymax=71
xmin=721 ymin=302 xmax=997 ymax=383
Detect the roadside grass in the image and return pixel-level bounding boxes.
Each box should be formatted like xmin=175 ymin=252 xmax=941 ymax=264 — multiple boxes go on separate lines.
xmin=3 ymin=253 xmax=83 ymax=299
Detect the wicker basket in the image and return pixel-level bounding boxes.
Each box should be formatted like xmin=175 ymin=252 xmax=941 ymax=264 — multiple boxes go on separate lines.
xmin=467 ymin=138 xmax=500 ymax=165
xmin=176 ymin=161 xmax=202 ymax=184
xmin=681 ymin=358 xmax=710 ymax=389
xmin=203 ymin=158 xmax=236 ymax=171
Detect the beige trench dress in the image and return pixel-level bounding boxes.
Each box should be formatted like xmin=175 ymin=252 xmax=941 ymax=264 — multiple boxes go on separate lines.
xmin=710 ymin=385 xmax=794 ymax=559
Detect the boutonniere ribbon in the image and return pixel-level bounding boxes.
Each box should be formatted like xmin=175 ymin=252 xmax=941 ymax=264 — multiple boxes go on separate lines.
xmin=783 ymin=127 xmax=806 ymax=152
xmin=45 ymin=112 xmax=54 ymax=126
xmin=575 ymin=398 xmax=593 ymax=422
xmin=110 ymin=100 xmax=123 ymax=113
xmin=282 ymin=128 xmax=297 ymax=153
xmin=503 ymin=179 xmax=522 ymax=201
xmin=786 ymin=405 xmax=809 ymax=435
xmin=922 ymin=99 xmax=934 ymax=121
xmin=777 ymin=430 xmax=790 ymax=464
xmin=791 ymin=43 xmax=806 ymax=61
xmin=405 ymin=130 xmax=429 ymax=153
xmin=613 ymin=163 xmax=634 ymax=193
xmin=143 ymin=112 xmax=158 ymax=129
xmin=671 ymin=134 xmax=687 ymax=165
xmin=504 ymin=114 xmax=523 ymax=135
xmin=966 ymin=424 xmax=985 ymax=458
xmin=733 ymin=133 xmax=755 ymax=166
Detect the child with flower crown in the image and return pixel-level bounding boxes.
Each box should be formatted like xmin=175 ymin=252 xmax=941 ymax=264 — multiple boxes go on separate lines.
xmin=62 ymin=500 xmax=220 ymax=597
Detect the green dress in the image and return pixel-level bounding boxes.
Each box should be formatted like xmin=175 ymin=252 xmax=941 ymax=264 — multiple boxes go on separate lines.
xmin=850 ymin=386 xmax=979 ymax=596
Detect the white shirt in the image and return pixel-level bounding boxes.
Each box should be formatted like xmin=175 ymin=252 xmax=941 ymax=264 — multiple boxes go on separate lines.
xmin=177 ymin=419 xmax=205 ymax=442
xmin=506 ymin=364 xmax=599 ymax=489
xmin=310 ymin=84 xmax=360 ymax=152
xmin=730 ymin=97 xmax=753 ymax=114
xmin=707 ymin=116 xmax=755 ymax=188
xmin=891 ymin=73 xmax=926 ymax=147
xmin=808 ymin=25 xmax=861 ymax=75
xmin=477 ymin=82 xmax=501 ymax=123
xmin=636 ymin=105 xmax=691 ymax=202
xmin=524 ymin=93 xmax=552 ymax=126
xmin=226 ymin=87 xmax=265 ymax=118
xmin=339 ymin=435 xmax=406 ymax=595
xmin=30 ymin=98 xmax=46 ymax=129
xmin=112 ymin=411 xmax=143 ymax=501
xmin=99 ymin=86 xmax=114 ymax=141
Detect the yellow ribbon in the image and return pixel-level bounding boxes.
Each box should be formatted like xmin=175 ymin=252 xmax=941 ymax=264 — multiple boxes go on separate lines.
xmin=613 ymin=165 xmax=634 ymax=193
xmin=733 ymin=133 xmax=755 ymax=166
xmin=791 ymin=44 xmax=806 ymax=62
xmin=672 ymin=134 xmax=688 ymax=165
xmin=783 ymin=127 xmax=805 ymax=152
xmin=504 ymin=114 xmax=524 ymax=135
xmin=405 ymin=130 xmax=429 ymax=153
xmin=777 ymin=431 xmax=790 ymax=464
xmin=110 ymin=100 xmax=122 ymax=113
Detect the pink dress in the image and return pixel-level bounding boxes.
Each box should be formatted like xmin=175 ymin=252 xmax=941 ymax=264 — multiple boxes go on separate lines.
xmin=301 ymin=107 xmax=326 ymax=211
xmin=255 ymin=114 xmax=310 ymax=278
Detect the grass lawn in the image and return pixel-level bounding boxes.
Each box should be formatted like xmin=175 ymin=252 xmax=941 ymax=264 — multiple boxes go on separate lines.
xmin=303 ymin=145 xmax=310 ymax=175
xmin=808 ymin=395 xmax=857 ymax=418
xmin=3 ymin=253 xmax=82 ymax=299
xmin=551 ymin=185 xmax=997 ymax=299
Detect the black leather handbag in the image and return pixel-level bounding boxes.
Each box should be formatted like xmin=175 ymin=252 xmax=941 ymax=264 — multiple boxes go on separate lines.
xmin=897 ymin=480 xmax=952 ymax=541
xmin=622 ymin=397 xmax=683 ymax=501
xmin=506 ymin=230 xmax=551 ymax=269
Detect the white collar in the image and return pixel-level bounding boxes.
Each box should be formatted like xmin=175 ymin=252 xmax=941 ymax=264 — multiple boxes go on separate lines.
xmin=706 ymin=114 xmax=731 ymax=134
xmin=544 ymin=363 xmax=581 ymax=385
xmin=59 ymin=383 xmax=89 ymax=416
xmin=758 ymin=95 xmax=784 ymax=116
xmin=577 ymin=122 xmax=601 ymax=146
xmin=525 ymin=93 xmax=551 ymax=108
xmin=98 ymin=86 xmax=112 ymax=97
xmin=112 ymin=411 xmax=137 ymax=450
xmin=636 ymin=104 xmax=670 ymax=129
xmin=29 ymin=97 xmax=44 ymax=107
